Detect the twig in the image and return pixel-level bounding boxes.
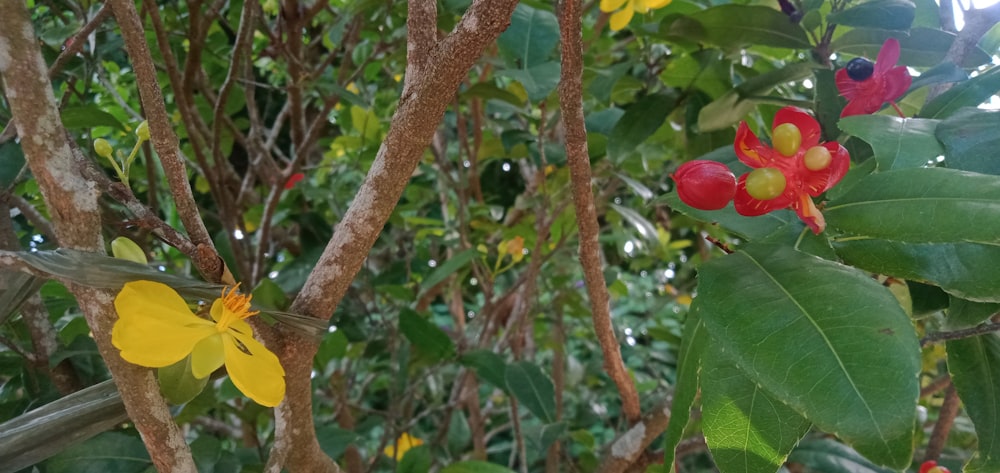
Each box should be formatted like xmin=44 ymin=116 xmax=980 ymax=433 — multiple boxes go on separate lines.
xmin=922 ymin=321 xmax=1000 ymax=347
xmin=596 ymin=398 xmax=674 ymax=473
xmin=924 ymin=382 xmax=959 ymax=462
xmin=557 ymin=0 xmax=641 ymax=423
xmin=110 ymin=0 xmax=223 ymax=282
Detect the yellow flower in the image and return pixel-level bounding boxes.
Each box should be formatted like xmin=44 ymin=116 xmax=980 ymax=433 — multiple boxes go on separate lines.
xmin=383 ymin=432 xmax=423 ymax=460
xmin=112 ymin=280 xmax=286 ymax=407
xmin=600 ymin=0 xmax=672 ymax=31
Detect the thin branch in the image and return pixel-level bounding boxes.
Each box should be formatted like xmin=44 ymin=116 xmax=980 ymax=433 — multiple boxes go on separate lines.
xmin=596 ymin=399 xmax=673 ymax=473
xmin=109 ymin=0 xmax=223 ymax=282
xmin=557 ymin=0 xmax=641 ymax=423
xmin=922 ymin=321 xmax=1000 ymax=347
xmin=924 ymin=382 xmax=959 ymax=462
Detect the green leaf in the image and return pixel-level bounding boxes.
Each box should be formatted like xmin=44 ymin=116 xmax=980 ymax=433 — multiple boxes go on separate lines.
xmin=460 ymin=82 xmax=525 ymax=107
xmin=441 ymin=461 xmax=517 ymax=473
xmin=702 ymin=347 xmax=812 ymax=473
xmin=936 ymin=108 xmax=1000 ymax=175
xmin=827 ymin=0 xmax=915 ymax=30
xmin=496 ymin=61 xmax=561 ymax=103
xmin=697 ymin=62 xmax=815 ymax=132
xmin=157 ymin=356 xmax=209 ymax=405
xmin=460 ymin=349 xmax=509 ymax=392
xmin=606 ymin=93 xmax=674 ymax=162
xmin=837 ymin=115 xmax=942 ymax=170
xmin=832 ymin=28 xmax=991 ymax=68
xmin=688 ymin=5 xmax=810 ymax=49
xmin=825 ymin=168 xmax=1000 ymax=243
xmin=833 ymin=239 xmax=1000 ymax=303
xmin=44 ymin=432 xmax=151 ymax=473
xmin=0 ymin=142 xmax=26 ymax=188
xmin=664 ymin=192 xmax=794 ymax=241
xmin=505 ymin=361 xmax=556 ymax=423
xmin=947 ymin=296 xmax=1000 ymax=330
xmin=399 ymin=309 xmax=455 ymax=362
xmin=663 ymin=306 xmax=707 ymax=467
xmin=698 ymin=244 xmax=919 ymax=468
xmin=418 ymin=248 xmax=479 ymax=298
xmin=921 ymin=67 xmax=1000 ymax=119
xmin=316 ymin=425 xmax=359 ymax=460
xmin=397 ymin=444 xmax=431 ymax=473
xmin=947 ymin=334 xmax=1000 ymax=472
xmin=60 ymin=105 xmax=126 ymax=131
xmin=496 ymin=3 xmax=559 ymax=69
xmin=787 ymin=437 xmax=899 ymax=473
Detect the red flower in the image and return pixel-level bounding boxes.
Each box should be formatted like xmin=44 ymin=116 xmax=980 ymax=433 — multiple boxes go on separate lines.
xmin=835 ymin=38 xmax=912 ymax=117
xmin=671 ymin=160 xmax=736 ymax=210
xmin=284 ymin=172 xmax=305 ymax=190
xmin=919 ymin=460 xmax=950 ymax=473
xmin=733 ymin=107 xmax=849 ymax=234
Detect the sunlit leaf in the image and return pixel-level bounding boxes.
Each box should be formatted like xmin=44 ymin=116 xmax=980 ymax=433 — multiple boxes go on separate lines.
xmin=698 ymin=244 xmax=919 ymax=468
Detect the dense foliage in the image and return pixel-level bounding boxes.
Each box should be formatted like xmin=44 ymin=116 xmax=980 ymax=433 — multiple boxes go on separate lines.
xmin=2 ymin=0 xmax=1000 ymax=472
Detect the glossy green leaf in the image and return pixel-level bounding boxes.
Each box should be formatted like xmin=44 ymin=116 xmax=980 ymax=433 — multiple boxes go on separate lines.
xmin=837 ymin=115 xmax=942 ymax=170
xmin=505 ymin=361 xmax=556 ymax=423
xmin=663 ymin=305 xmax=707 ymax=468
xmin=697 ymin=62 xmax=815 ymax=132
xmin=460 ymin=82 xmax=525 ymax=107
xmin=936 ymin=108 xmax=1000 ymax=175
xmin=418 ymin=248 xmax=479 ymax=298
xmin=921 ymin=67 xmax=1000 ymax=119
xmin=833 ymin=239 xmax=1000 ymax=303
xmin=460 ymin=350 xmax=509 ymax=392
xmin=698 ymin=244 xmax=919 ymax=468
xmin=947 ymin=334 xmax=1000 ymax=473
xmin=688 ymin=5 xmax=810 ymax=49
xmin=441 ymin=461 xmax=517 ymax=473
xmin=947 ymin=296 xmax=1000 ymax=330
xmin=606 ymin=93 xmax=674 ymax=162
xmin=497 ymin=61 xmax=561 ymax=103
xmin=832 ymin=28 xmax=991 ymax=68
xmin=496 ymin=3 xmax=559 ymax=69
xmin=157 ymin=356 xmax=209 ymax=405
xmin=664 ymin=192 xmax=794 ymax=241
xmin=701 ymin=348 xmax=812 ymax=473
xmin=827 ymin=0 xmax=915 ymax=30
xmin=399 ymin=309 xmax=455 ymax=362
xmin=60 ymin=105 xmax=126 ymax=131
xmin=908 ymin=62 xmax=968 ymax=92
xmin=825 ymin=168 xmax=1000 ymax=243
xmin=787 ymin=437 xmax=899 ymax=473
xmin=44 ymin=432 xmax=151 ymax=473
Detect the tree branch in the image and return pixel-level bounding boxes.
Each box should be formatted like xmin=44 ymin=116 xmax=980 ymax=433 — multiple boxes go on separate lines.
xmin=109 ymin=0 xmax=224 ymax=282
xmin=557 ymin=0 xmax=641 ymax=423
xmin=266 ymin=1 xmax=520 ymax=471
xmin=0 ymin=3 xmax=196 ymax=471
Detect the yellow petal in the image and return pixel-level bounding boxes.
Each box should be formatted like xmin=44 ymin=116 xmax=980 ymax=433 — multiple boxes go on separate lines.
xmin=642 ymin=0 xmax=672 ymax=9
xmin=609 ymin=7 xmax=635 ymax=31
xmin=223 ymin=331 xmax=285 ymax=407
xmin=112 ymin=316 xmax=215 ymax=368
xmin=190 ymin=333 xmax=226 ymax=378
xmin=115 ymin=281 xmax=205 ymax=325
xmin=600 ymin=0 xmax=628 ymax=13
xmin=384 ymin=432 xmax=424 ymax=460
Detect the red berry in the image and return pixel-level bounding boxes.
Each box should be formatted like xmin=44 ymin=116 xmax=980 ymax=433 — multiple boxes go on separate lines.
xmin=919 ymin=460 xmax=950 ymax=473
xmin=672 ymin=160 xmax=736 ymax=210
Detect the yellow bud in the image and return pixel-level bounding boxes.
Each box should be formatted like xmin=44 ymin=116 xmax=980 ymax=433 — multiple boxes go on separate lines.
xmin=94 ymin=139 xmax=113 ymax=159
xmin=136 ymin=120 xmax=150 ymax=141
xmin=111 ymin=237 xmax=148 ymax=264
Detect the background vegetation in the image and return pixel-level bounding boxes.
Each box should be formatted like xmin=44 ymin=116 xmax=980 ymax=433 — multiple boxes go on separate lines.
xmin=2 ymin=0 xmax=1000 ymax=472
